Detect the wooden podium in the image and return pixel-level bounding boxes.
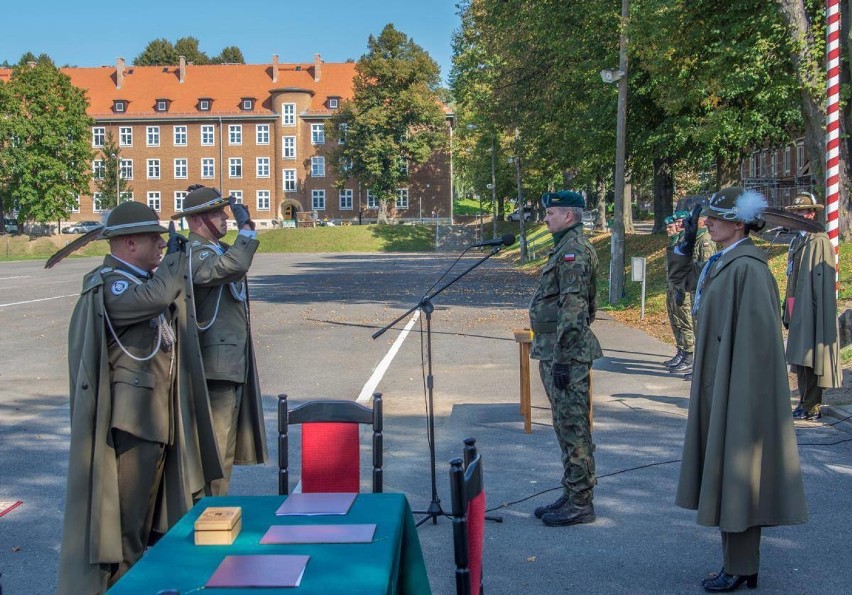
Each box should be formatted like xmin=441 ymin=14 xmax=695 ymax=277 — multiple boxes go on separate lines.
xmin=512 ymin=328 xmax=533 ymax=433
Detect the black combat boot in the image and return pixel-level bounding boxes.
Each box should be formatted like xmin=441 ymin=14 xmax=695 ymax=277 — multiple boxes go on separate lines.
xmin=663 ymin=348 xmax=683 ymax=367
xmin=670 ymin=352 xmax=693 ymax=373
xmin=541 ymin=501 xmax=596 ymax=527
xmin=666 ymin=349 xmax=685 ymax=369
xmin=533 ymin=494 xmax=570 ymax=519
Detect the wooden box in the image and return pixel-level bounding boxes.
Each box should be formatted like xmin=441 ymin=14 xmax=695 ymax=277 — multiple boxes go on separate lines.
xmin=194 ymin=506 xmax=242 ymax=546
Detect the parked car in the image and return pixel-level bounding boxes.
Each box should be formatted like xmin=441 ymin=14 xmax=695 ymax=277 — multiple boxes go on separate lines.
xmin=63 ymin=220 xmax=103 ymax=234
xmin=507 ymin=207 xmax=533 ymax=222
xmin=3 ymin=218 xmax=19 ymax=234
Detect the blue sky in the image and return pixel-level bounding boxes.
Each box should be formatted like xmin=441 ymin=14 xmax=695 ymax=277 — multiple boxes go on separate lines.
xmin=2 ymin=0 xmax=460 ymax=83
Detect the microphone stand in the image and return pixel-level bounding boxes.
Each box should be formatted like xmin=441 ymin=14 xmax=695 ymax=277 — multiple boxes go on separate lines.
xmin=373 ymin=245 xmax=506 ymax=526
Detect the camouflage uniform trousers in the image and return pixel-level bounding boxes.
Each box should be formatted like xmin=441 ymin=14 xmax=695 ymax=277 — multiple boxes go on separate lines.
xmin=665 ymin=287 xmax=695 ymax=353
xmin=539 ymin=359 xmax=596 ymax=505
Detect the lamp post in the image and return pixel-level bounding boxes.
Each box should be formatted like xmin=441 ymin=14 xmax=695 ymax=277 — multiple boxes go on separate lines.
xmin=489 ymin=134 xmax=497 ymax=239
xmin=513 ymin=128 xmax=526 ymax=263
xmin=111 ymin=152 xmax=121 ymax=206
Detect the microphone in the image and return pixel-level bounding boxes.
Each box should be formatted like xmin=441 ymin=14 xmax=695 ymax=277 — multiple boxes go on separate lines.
xmin=471 ymin=233 xmax=516 ymax=248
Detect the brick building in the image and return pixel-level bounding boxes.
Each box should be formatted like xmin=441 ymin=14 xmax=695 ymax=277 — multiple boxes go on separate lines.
xmin=741 ymin=139 xmax=816 ymax=207
xmin=3 ymin=55 xmax=453 ymax=227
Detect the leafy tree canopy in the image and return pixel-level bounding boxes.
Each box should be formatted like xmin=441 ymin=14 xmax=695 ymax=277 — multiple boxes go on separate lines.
xmin=134 ymin=37 xmax=243 ymax=65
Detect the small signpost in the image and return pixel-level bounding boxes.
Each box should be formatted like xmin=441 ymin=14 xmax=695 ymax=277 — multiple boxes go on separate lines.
xmin=631 ymin=256 xmax=646 ymax=320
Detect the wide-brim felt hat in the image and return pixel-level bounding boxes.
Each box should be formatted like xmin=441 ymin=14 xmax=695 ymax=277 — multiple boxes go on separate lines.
xmin=100 ymin=201 xmax=168 ymax=238
xmin=171 ymin=185 xmax=229 ymax=220
xmin=701 ymin=187 xmax=767 ymax=223
xmin=785 ymin=191 xmax=824 ymax=212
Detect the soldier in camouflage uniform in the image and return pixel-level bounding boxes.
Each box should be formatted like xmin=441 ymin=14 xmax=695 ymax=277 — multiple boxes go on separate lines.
xmin=663 ymin=213 xmax=688 ymax=367
xmin=529 ymin=190 xmax=603 ymax=527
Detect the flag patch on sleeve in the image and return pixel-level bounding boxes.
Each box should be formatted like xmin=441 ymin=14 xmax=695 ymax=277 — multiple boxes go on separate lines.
xmin=563 ymin=253 xmax=576 ymax=262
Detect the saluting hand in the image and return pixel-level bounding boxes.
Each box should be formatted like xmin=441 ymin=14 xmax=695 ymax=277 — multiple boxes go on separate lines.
xmin=229 ymin=195 xmax=255 ymax=231
xmin=678 ymin=204 xmax=702 ymax=258
xmin=166 ymin=221 xmax=187 ymax=254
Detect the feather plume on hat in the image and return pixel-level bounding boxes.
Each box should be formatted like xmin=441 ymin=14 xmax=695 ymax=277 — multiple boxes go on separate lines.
xmin=734 ymin=189 xmax=767 ymax=223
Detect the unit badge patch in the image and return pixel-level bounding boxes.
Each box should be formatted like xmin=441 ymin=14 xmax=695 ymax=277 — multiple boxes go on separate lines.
xmin=111 ymin=280 xmax=129 ymax=295
xmin=199 ymin=251 xmax=210 ymax=260
xmin=564 ymin=253 xmax=576 ymax=262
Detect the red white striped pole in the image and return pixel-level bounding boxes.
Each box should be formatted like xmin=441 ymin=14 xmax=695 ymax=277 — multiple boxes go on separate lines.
xmin=826 ymin=0 xmax=841 ymax=291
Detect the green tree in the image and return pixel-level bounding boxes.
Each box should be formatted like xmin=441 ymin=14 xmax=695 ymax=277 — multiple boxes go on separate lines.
xmin=134 ymin=38 xmax=179 ymax=65
xmin=328 ymin=24 xmax=447 ymax=223
xmin=92 ymin=131 xmax=130 ymax=210
xmin=213 ymin=46 xmax=246 ymax=64
xmin=174 ymin=37 xmax=210 ymax=65
xmin=0 ymin=58 xmax=93 ymax=224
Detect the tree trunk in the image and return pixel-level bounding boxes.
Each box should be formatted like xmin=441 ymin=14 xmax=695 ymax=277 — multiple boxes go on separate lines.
xmin=715 ymin=155 xmax=741 ymax=188
xmin=623 ymin=178 xmax=634 ymax=233
xmin=377 ymin=200 xmax=390 ymax=224
xmin=594 ymin=175 xmax=607 ymax=231
xmin=653 ymin=156 xmax=674 ymax=234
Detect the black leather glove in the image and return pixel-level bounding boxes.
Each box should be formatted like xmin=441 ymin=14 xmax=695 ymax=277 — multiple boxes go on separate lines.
xmin=677 ymin=205 xmax=702 ymax=258
xmin=552 ymin=362 xmax=572 ymax=391
xmin=229 ymin=196 xmax=255 ymax=230
xmin=166 ymin=221 xmax=187 ymax=254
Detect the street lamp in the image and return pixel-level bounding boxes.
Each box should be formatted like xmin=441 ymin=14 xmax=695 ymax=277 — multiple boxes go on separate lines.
xmin=467 ymin=124 xmax=499 ymax=240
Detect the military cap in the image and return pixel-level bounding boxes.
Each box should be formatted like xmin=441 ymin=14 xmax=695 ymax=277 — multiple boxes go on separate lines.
xmin=664 ymin=215 xmax=675 ymax=225
xmin=171 ymin=184 xmax=230 ymax=220
xmin=100 ymin=201 xmax=167 ymax=238
xmin=673 ymin=210 xmax=691 ymax=221
xmin=702 ymin=187 xmax=767 ymax=223
xmin=541 ymin=190 xmax=585 ymax=209
xmin=785 ymin=191 xmax=824 ymax=212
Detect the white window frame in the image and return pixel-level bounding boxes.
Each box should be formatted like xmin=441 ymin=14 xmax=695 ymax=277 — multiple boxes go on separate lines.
xmin=199 ymin=99 xmax=211 ymax=111
xmin=229 ymin=125 xmax=242 ymax=146
xmin=339 ymin=189 xmax=353 ymax=210
xmin=201 ymin=158 xmax=215 ymax=179
xmin=119 ymin=126 xmax=133 ymax=147
xmin=282 ymin=136 xmax=296 ymax=159
xmin=146 ymin=126 xmax=160 ymax=147
xmin=283 ymin=169 xmax=297 ymax=192
xmin=174 ymin=191 xmax=187 ymax=212
xmin=156 ymin=100 xmax=167 ymax=112
xmin=147 ymin=191 xmax=161 ymax=212
xmin=784 ymin=146 xmax=791 ymax=175
xmin=229 ymin=157 xmax=242 ymax=178
xmin=174 ymin=158 xmax=188 ymax=179
xmin=749 ymin=154 xmax=756 ymax=178
xmin=367 ymin=190 xmax=379 ymax=209
xmin=93 ymin=192 xmax=105 ymax=213
xmin=72 ymin=195 xmax=80 ymax=213
xmin=147 ymin=158 xmax=161 ymax=179
xmin=242 ymin=99 xmax=253 ymax=110
xmin=119 ymin=191 xmax=133 ymax=203
xmin=282 ymin=103 xmax=296 ymax=126
xmin=256 ymin=124 xmax=270 ymax=145
xmin=256 ymin=190 xmax=271 ymax=211
xmin=174 ymin=125 xmax=187 ymax=146
xmin=114 ymin=101 xmax=126 ymax=113
xmin=256 ymin=157 xmax=270 ymax=178
xmin=328 ymin=97 xmax=339 ymax=109
xmin=311 ymin=123 xmax=325 ymax=145
xmin=797 ymin=143 xmax=805 ymax=174
xmin=201 ymin=125 xmax=215 ymax=146
xmin=92 ymin=159 xmax=105 ymax=180
xmin=311 ymin=156 xmax=325 ymax=178
xmin=92 ymin=127 xmax=105 ymax=147
xmin=396 ymin=188 xmax=409 ymax=209
xmin=311 ymin=189 xmax=326 ymax=210
xmin=230 ymin=190 xmax=243 ymax=204
xmin=338 ymin=123 xmax=347 ymax=145
xmin=120 ymin=159 xmax=133 ymax=180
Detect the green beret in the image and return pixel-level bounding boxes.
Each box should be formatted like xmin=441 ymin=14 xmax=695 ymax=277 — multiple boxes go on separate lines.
xmin=541 ymin=190 xmax=585 ymax=209
xmin=664 ymin=215 xmax=674 ymax=225
xmin=673 ymin=210 xmax=690 ymax=221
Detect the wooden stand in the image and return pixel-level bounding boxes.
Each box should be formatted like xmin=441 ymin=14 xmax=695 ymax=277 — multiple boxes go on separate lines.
xmin=512 ymin=328 xmax=533 ymax=434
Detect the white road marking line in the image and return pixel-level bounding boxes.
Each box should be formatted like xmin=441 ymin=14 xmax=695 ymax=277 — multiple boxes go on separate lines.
xmin=0 ymin=294 xmax=78 ymax=308
xmin=357 ymin=310 xmax=420 ymax=404
xmin=0 ymin=276 xmax=31 ymax=281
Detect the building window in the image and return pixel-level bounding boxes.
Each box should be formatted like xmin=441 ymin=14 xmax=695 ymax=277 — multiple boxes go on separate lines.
xmin=770 ymin=150 xmax=777 ymax=177
xmin=311 ymin=156 xmax=325 ymax=177
xmin=229 ymin=125 xmax=242 ymax=145
xmin=147 ymin=159 xmax=160 ymax=179
xmin=339 ymin=189 xmax=353 ymax=210
xmin=797 ymin=143 xmax=805 ymax=173
xmin=311 ymin=123 xmax=325 ymax=145
xmin=230 ymin=190 xmax=243 ymax=204
xmin=120 ymin=159 xmax=133 ymax=180
xmin=114 ymin=101 xmax=126 ymax=113
xmin=174 ymin=191 xmax=187 ymax=212
xmin=147 ymin=126 xmax=160 ymax=147
xmin=282 ymin=103 xmax=296 ymax=126
xmin=256 ymin=157 xmax=270 ymax=178
xmin=93 ymin=193 xmax=105 ymax=212
xmin=282 ymin=136 xmax=296 ymax=159
xmin=283 ymin=169 xmax=297 ymax=192
xmin=199 ymin=99 xmax=211 ymax=111
xmin=92 ymin=127 xmax=105 ymax=147
xmin=147 ymin=191 xmax=161 ymax=212
xmin=201 ymin=125 xmax=214 ymax=146
xmin=174 ymin=158 xmax=188 ymax=179
xmin=72 ymin=195 xmax=80 ymax=213
xmin=201 ymin=158 xmax=215 ymax=178
xmin=312 ymin=189 xmax=326 ymax=210
xmin=367 ymin=190 xmax=379 ymax=208
xmin=118 ymin=191 xmax=133 ymax=203
xmin=749 ymin=154 xmax=756 ymax=178
xmin=396 ymin=188 xmax=409 ymax=209
xmin=229 ymin=157 xmax=242 ymax=178
xmin=257 ymin=190 xmax=270 ymax=211
xmin=328 ymin=97 xmax=339 ymax=109
xmin=242 ymin=98 xmax=254 ymax=110
xmin=156 ymin=100 xmax=168 ymax=112
xmin=93 ymin=160 xmax=105 ymax=180
xmin=119 ymin=127 xmax=133 ymax=147
xmin=338 ymin=123 xmax=347 ymax=145
xmin=256 ymin=124 xmax=269 ymax=145
xmin=174 ymin=125 xmax=187 ymax=146
xmin=398 ymin=158 xmax=408 ymax=176
xmin=784 ymin=146 xmax=791 ymax=175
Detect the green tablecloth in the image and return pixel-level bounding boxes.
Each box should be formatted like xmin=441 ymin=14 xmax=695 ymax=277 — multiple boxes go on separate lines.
xmin=108 ymin=493 xmax=431 ymax=594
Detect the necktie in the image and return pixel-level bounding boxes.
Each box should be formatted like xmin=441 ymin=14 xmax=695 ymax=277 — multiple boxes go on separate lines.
xmin=692 ymin=252 xmax=722 ymax=315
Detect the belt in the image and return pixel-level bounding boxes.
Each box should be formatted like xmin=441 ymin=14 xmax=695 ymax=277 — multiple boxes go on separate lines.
xmin=531 ymin=322 xmax=557 ymax=333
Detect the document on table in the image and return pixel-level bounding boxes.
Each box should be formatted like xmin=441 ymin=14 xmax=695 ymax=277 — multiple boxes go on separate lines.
xmin=275 ymin=492 xmax=356 ymax=516
xmin=206 ymin=554 xmax=309 ymax=588
xmin=261 ymin=523 xmax=376 ymax=544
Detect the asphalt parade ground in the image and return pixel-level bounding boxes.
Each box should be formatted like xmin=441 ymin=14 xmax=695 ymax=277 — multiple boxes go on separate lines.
xmin=1 ymin=253 xmax=851 ymax=594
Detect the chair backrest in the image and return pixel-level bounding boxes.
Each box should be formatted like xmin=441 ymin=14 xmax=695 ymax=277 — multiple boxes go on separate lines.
xmin=278 ymin=393 xmax=383 ymax=495
xmin=450 ymin=448 xmax=485 ymax=595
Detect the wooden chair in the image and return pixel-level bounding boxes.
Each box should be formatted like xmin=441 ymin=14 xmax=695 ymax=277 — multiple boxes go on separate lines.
xmin=278 ymin=393 xmax=382 ymax=495
xmin=450 ymin=443 xmax=486 ymax=595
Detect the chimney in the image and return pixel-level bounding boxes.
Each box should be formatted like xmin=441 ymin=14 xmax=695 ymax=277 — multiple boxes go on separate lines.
xmin=116 ymin=57 xmax=125 ymax=89
xmin=179 ymin=55 xmax=186 ymax=83
xmin=313 ymin=53 xmax=322 ymax=83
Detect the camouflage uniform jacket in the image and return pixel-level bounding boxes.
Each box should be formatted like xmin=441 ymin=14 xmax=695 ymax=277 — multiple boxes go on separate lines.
xmin=529 ymin=223 xmax=603 ymax=364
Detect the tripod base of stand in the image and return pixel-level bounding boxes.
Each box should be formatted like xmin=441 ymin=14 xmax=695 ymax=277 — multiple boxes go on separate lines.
xmin=414 ymin=499 xmax=446 ymax=526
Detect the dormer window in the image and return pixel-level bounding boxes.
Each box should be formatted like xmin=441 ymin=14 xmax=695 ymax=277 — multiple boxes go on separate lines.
xmin=241 ymin=98 xmax=254 ymax=111
xmin=155 ymin=99 xmax=170 ymax=112
xmin=328 ymin=97 xmax=340 ymax=109
xmin=113 ymin=100 xmax=127 ymax=113
xmin=198 ymin=98 xmax=212 ymax=111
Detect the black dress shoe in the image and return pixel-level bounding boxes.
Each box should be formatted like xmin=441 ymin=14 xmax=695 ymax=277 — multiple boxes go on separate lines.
xmin=702 ymin=572 xmax=758 ymax=592
xmin=533 ymin=494 xmax=569 ymax=519
xmin=541 ymin=502 xmax=596 ymax=527
xmin=701 ymin=568 xmax=725 ymax=587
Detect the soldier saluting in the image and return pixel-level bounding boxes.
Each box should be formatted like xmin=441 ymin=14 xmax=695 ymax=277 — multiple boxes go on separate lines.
xmin=172 ymin=185 xmax=267 ymax=496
